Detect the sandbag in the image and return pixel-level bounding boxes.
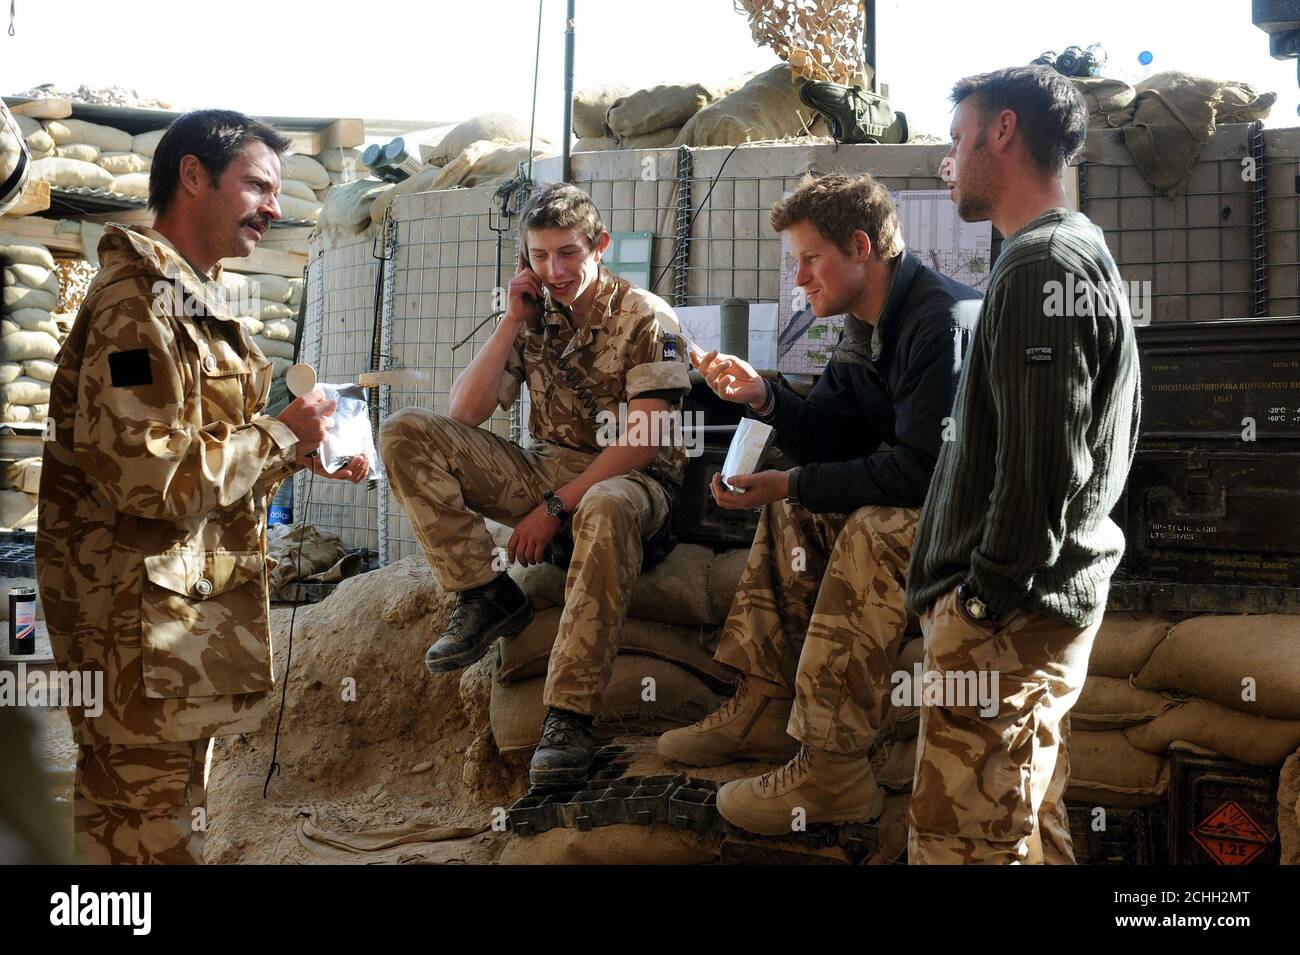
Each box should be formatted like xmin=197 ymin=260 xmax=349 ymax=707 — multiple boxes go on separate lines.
xmin=0 ymin=490 xmax=38 ymax=529
xmin=133 ymin=128 xmax=167 ymax=158
xmin=110 ymin=173 xmax=150 ymax=199
xmin=496 ymin=606 xmax=730 ymax=687
xmin=1066 ymin=729 xmax=1170 ymax=808
xmin=236 ymin=316 xmax=264 ymax=336
xmin=573 ymin=82 xmax=632 ymax=138
xmin=6 ymin=263 xmax=57 ymax=294
xmin=262 ymin=318 xmax=298 ymax=342
xmin=14 ymin=115 xmax=41 ymax=138
xmin=317 ymin=179 xmax=390 ymax=238
xmin=428 ymin=141 xmax=504 ymax=191
xmin=270 ymin=356 xmax=292 ymax=378
xmin=427 ymin=113 xmax=531 ymax=166
xmin=280 ymin=178 xmax=318 ymax=202
xmin=1072 ymin=77 xmax=1136 ymax=129
xmin=508 ymin=559 xmax=566 ymax=610
xmin=287 ymin=278 xmax=303 ymax=308
xmin=21 ymin=359 xmax=56 ymax=383
xmin=29 ymin=402 xmax=47 ymax=420
xmin=607 ymin=82 xmax=719 ymax=138
xmin=0 ymin=363 xmax=20 ymax=385
xmin=0 ymin=321 xmax=16 ymax=337
xmin=1072 ymin=676 xmax=1180 ymax=731
xmin=2 ymin=456 xmax=41 ymax=494
xmin=55 ymin=142 xmax=101 ymax=163
xmin=1087 ymin=612 xmax=1175 ymax=679
xmin=29 ymin=156 xmax=115 ymax=191
xmin=252 ymin=335 xmax=295 ymax=360
xmin=97 ymin=151 xmax=150 ymax=175
xmin=1123 ymin=697 xmax=1300 ymax=767
xmin=277 ymin=193 xmax=322 ymax=221
xmin=1135 ymin=614 xmax=1300 ymax=720
xmin=2 ymin=283 xmax=57 ymax=312
xmin=45 ymin=118 xmax=132 ymax=152
xmin=620 ymin=127 xmax=684 ymax=150
xmin=675 ymin=65 xmax=820 ymax=147
xmin=246 ymin=273 xmax=292 ymax=304
xmin=259 ymin=302 xmax=294 ymax=321
xmin=2 ymin=376 xmax=50 ymax=405
xmin=573 ymin=136 xmax=619 ymax=154
xmin=282 ymin=153 xmax=330 ymax=190
xmin=490 ymin=655 xmax=721 ymax=754
xmin=0 ymin=241 xmax=55 ymax=270
xmin=460 ymin=141 xmax=556 ymax=189
xmin=1 ymin=404 xmax=32 ymax=423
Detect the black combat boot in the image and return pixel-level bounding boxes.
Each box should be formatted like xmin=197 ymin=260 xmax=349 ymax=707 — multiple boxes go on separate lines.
xmin=424 ymin=574 xmax=533 ymax=673
xmin=797 ymin=81 xmax=908 ymax=145
xmin=529 ymin=707 xmax=597 ymax=786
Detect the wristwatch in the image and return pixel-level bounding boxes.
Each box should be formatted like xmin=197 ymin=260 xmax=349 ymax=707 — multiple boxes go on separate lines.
xmin=543 ymin=490 xmax=568 ymax=521
xmin=957 ymin=580 xmax=998 ymax=622
xmin=784 ymin=467 xmax=803 ymax=507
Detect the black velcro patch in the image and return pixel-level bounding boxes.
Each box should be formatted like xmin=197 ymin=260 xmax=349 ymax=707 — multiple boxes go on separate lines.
xmin=108 ymin=348 xmax=153 ymax=387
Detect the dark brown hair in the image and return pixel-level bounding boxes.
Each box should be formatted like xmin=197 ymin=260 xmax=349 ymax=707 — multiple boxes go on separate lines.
xmin=770 ymin=172 xmax=904 ymax=261
xmin=149 ymin=109 xmax=291 ymax=215
xmin=949 ymin=65 xmax=1088 ymax=174
xmin=518 ymin=182 xmax=605 ymax=248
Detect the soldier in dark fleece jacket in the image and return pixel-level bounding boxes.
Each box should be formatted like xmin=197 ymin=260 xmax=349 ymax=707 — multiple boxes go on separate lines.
xmin=657 ymin=172 xmax=981 ymax=837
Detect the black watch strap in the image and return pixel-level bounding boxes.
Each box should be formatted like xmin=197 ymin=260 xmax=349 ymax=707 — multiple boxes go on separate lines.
xmin=543 ymin=490 xmax=567 ymax=520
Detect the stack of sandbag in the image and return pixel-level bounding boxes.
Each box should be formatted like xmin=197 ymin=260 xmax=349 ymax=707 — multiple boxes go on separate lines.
xmin=573 ymin=78 xmax=741 ymax=153
xmin=218 ymin=271 xmax=301 ymax=381
xmin=278 ymin=153 xmax=330 ymax=222
xmin=0 ymin=456 xmax=41 ymax=531
xmin=674 ymin=64 xmax=828 ymax=148
xmin=28 ymin=117 xmax=142 ymax=197
xmin=2 ymin=239 xmax=61 ymax=427
xmin=491 ymin=537 xmax=752 ymax=753
xmin=1062 ymin=612 xmax=1300 ymax=815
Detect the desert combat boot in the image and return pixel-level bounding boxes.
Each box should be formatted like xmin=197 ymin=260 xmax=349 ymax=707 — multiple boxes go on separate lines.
xmin=717 ymin=744 xmax=884 ymax=836
xmin=425 ymin=573 xmax=533 ymax=673
xmin=656 ymin=674 xmax=800 ymax=766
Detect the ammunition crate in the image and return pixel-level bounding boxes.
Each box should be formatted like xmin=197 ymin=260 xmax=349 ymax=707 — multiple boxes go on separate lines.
xmin=1168 ymin=748 xmax=1280 ymax=866
xmin=1067 ymin=803 xmax=1168 ymax=865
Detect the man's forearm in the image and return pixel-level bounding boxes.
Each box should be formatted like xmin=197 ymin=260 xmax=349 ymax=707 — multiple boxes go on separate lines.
xmin=448 ymin=318 xmax=521 ymax=425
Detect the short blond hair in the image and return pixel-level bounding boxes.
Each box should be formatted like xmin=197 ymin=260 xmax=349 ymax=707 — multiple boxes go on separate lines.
xmin=770 ymin=172 xmax=904 ymax=261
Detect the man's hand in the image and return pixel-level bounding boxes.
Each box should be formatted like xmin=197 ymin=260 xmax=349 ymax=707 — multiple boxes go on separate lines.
xmin=504 ymin=253 xmax=545 ymax=327
xmin=710 ymin=470 xmax=789 ymax=510
xmin=508 ymin=504 xmax=562 ymax=566
xmin=277 ymin=387 xmax=336 ymax=460
xmin=693 ymin=349 xmax=767 ymax=409
xmin=298 ymin=452 xmax=370 ymax=484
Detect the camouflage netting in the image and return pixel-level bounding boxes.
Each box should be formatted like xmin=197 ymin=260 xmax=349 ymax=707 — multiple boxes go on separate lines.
xmin=734 ymin=0 xmax=865 ymax=84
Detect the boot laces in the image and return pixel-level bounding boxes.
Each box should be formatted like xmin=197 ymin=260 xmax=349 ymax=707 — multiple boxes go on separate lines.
xmin=701 ymin=675 xmax=750 ymax=728
xmin=759 ymin=744 xmax=812 ymax=793
xmin=539 ymin=710 xmax=587 ymax=748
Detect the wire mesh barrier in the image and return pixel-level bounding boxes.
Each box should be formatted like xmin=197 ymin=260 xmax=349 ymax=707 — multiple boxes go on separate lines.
xmin=286 ymin=132 xmax=1300 ymax=560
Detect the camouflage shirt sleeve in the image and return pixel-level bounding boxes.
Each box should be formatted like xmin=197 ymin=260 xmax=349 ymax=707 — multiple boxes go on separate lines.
xmin=624 ymin=306 xmax=690 ymax=402
xmin=497 ymin=331 xmax=526 ymax=412
xmin=73 ymin=293 xmax=300 ymax=521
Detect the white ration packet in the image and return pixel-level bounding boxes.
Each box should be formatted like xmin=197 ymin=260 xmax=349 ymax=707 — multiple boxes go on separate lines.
xmin=721 ymin=417 xmax=774 ymax=493
xmin=317 ymin=383 xmax=382 ymax=479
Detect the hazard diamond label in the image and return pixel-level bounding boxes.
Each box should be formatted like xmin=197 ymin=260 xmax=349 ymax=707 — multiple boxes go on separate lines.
xmin=1191 ymin=801 xmax=1271 ymax=865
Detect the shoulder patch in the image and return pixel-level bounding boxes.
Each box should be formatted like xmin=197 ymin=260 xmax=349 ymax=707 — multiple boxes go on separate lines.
xmin=1025 ymin=345 xmax=1053 ymax=363
xmin=108 ymin=348 xmax=153 ymax=387
xmin=662 ymin=334 xmax=680 ymax=362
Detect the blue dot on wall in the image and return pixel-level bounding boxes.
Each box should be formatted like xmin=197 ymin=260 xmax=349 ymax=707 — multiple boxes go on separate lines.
xmin=1138 ymin=51 xmax=1154 ymax=66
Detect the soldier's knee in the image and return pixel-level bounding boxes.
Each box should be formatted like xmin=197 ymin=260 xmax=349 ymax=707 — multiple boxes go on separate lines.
xmin=572 ymin=485 xmax=634 ymax=528
xmin=379 ymin=407 xmax=457 ymax=456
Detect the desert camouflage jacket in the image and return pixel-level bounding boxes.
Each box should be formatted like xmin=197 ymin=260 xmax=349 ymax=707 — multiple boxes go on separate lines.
xmin=36 ymin=224 xmax=300 ymax=744
xmin=497 ymin=266 xmax=692 ymax=484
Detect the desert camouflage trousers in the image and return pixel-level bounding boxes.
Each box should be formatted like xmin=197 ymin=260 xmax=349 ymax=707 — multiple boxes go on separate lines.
xmin=380 ymin=409 xmax=669 ymax=716
xmin=75 ymin=737 xmax=212 ymax=864
xmin=714 ymin=500 xmax=920 ymax=755
xmin=907 ymin=587 xmax=1100 ymax=864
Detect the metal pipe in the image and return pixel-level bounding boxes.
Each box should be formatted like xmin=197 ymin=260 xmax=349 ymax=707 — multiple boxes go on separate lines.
xmin=864 ymin=0 xmax=877 ymax=93
xmin=562 ymin=0 xmax=575 ymax=181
